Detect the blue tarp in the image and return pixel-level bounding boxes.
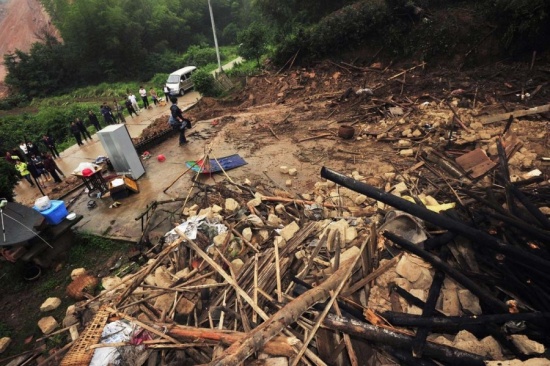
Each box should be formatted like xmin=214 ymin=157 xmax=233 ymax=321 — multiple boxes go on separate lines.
xmin=185 ymin=154 xmax=247 ymax=174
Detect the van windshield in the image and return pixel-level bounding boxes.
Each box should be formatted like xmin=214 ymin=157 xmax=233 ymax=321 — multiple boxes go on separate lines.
xmin=167 ymin=74 xmax=180 ymax=83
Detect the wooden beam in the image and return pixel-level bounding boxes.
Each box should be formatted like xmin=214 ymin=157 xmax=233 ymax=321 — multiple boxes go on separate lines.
xmin=480 ymin=103 xmax=550 ymax=125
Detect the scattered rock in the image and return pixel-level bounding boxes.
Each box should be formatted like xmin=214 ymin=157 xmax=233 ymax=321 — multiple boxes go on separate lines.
xmin=40 ymin=297 xmax=61 ymax=312
xmin=242 ymin=227 xmax=253 ymax=241
xmin=38 ymin=316 xmax=59 ymax=334
xmin=213 ymin=232 xmax=230 ymax=247
xmin=399 ymin=148 xmax=414 ymax=157
xmin=274 ymin=236 xmax=286 ymax=248
xmin=458 ymin=289 xmax=482 ymax=315
xmin=440 ymin=287 xmax=461 ymax=316
xmin=480 ymin=336 xmax=503 ymax=360
xmin=288 ymin=168 xmax=298 ymax=176
xmin=0 ymin=337 xmax=11 ymax=353
xmin=154 ymin=266 xmax=173 ymax=288
xmin=280 ymin=221 xmax=300 ymax=241
xmin=102 ymin=276 xmax=122 ymax=291
xmin=354 ymin=194 xmax=367 ymax=205
xmin=231 ymin=258 xmax=245 ymax=274
xmin=247 ymin=196 xmax=262 ymax=207
xmin=225 ymin=198 xmax=240 ymax=212
xmin=70 ymin=268 xmax=86 ymax=280
xmin=267 ymin=214 xmax=282 ymax=226
xmin=395 ymin=254 xmax=422 ymax=282
xmin=175 ymin=297 xmax=196 ymax=315
xmin=154 ymin=293 xmax=174 ymax=313
xmin=511 ymin=335 xmax=545 ymax=355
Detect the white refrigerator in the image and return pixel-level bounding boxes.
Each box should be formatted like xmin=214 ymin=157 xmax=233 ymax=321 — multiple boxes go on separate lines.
xmin=97 ymin=124 xmax=145 ymax=179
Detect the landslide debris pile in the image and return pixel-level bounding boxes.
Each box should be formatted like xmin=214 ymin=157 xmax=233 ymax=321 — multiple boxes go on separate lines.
xmin=25 ymin=154 xmax=550 ymax=365
xmin=10 ymin=59 xmax=550 ymax=365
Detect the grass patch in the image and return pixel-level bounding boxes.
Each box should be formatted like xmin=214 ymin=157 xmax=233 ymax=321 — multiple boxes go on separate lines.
xmin=0 ymin=232 xmax=126 ymax=358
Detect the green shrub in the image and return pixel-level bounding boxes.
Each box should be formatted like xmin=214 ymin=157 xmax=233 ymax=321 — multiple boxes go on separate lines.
xmin=0 ymin=159 xmax=19 ymax=201
xmin=0 ymin=94 xmax=28 ymax=110
xmin=185 ymin=45 xmax=220 ymax=67
xmin=482 ymin=0 xmax=550 ymax=54
xmin=192 ymin=69 xmax=220 ymax=97
xmin=225 ymin=59 xmax=261 ymax=77
xmin=237 ymin=22 xmax=269 ymax=66
xmin=272 ymin=0 xmax=390 ymax=64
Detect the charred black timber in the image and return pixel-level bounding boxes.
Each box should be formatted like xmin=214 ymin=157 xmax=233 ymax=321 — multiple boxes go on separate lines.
xmin=392 ymin=285 xmax=524 ymax=357
xmin=379 ymin=344 xmax=439 ymax=366
xmin=413 ymin=247 xmax=450 ymax=357
xmin=320 ymin=166 xmax=550 ymax=271
xmin=384 ymin=231 xmax=508 ymax=313
xmin=423 ymin=230 xmax=458 ymax=250
xmin=381 ymin=311 xmax=550 ymax=329
xmin=480 ymin=209 xmax=550 ymax=244
xmin=509 ymin=184 xmax=550 ymax=230
xmin=322 ymin=314 xmax=485 ymax=366
xmin=512 ymin=175 xmax=545 ymax=187
xmin=392 ymin=285 xmax=446 ymax=317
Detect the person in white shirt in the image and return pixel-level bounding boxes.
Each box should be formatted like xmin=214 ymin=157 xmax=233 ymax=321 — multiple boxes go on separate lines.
xmin=19 ymin=141 xmax=28 ymax=157
xmin=139 ymin=86 xmax=150 ymax=109
xmin=129 ymin=93 xmax=140 ymax=112
xmin=163 ymin=84 xmax=170 ymax=102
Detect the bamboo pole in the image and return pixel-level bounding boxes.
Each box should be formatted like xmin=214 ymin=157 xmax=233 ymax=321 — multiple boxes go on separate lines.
xmin=209 ymin=255 xmax=361 ymax=366
xmin=291 ymin=238 xmax=367 ymax=365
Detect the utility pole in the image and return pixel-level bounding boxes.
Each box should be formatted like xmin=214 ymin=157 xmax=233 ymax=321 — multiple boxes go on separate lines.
xmin=208 ymin=0 xmax=222 ymax=73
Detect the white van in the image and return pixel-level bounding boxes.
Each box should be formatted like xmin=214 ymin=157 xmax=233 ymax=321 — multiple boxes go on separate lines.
xmin=166 ymin=66 xmax=196 ymax=96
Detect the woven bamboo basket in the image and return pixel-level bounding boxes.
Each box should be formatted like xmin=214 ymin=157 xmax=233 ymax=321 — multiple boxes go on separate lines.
xmin=66 ymin=274 xmax=98 ymax=300
xmin=60 ymin=306 xmax=110 ymax=366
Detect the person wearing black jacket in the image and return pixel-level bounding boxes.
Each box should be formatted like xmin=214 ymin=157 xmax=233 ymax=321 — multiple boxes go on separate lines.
xmin=75 ymin=118 xmax=92 ymax=141
xmin=42 ymin=134 xmax=60 ymax=158
xmin=70 ymin=121 xmax=83 ymax=146
xmin=42 ymin=153 xmax=63 ymax=183
xmin=100 ymin=103 xmax=115 ymax=125
xmin=124 ymin=99 xmax=138 ymax=117
xmin=169 ymin=97 xmax=192 ymax=146
xmin=88 ymin=110 xmax=102 ymax=131
xmin=26 ymin=141 xmax=40 ymax=157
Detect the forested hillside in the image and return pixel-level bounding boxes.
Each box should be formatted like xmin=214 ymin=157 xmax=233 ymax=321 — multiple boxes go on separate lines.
xmin=2 ymin=0 xmax=550 ymax=102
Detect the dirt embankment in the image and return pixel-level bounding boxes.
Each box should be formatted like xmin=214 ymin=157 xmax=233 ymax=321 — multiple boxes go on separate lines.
xmin=0 ymin=0 xmax=58 ymax=97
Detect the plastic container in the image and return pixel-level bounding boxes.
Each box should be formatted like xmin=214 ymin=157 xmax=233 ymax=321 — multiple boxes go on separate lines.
xmin=33 ymin=200 xmax=68 ymax=225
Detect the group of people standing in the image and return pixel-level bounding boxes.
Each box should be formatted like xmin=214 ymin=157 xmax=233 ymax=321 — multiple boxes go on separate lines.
xmin=5 ymin=137 xmax=64 ymax=189
xmin=7 ymin=85 xmax=178 ymax=189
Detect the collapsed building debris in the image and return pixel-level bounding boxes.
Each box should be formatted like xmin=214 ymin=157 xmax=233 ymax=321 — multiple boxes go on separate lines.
xmin=4 ymin=60 xmax=550 ymax=365
xmin=14 ymin=149 xmax=549 ymax=365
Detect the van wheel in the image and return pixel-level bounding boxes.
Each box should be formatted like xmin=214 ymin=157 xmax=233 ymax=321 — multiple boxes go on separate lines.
xmin=179 ymin=89 xmax=185 ymax=96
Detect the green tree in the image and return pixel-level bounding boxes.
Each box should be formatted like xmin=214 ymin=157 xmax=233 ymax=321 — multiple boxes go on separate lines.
xmin=191 ymin=69 xmax=220 ymax=97
xmin=0 ymin=159 xmax=19 ymax=202
xmin=4 ymin=34 xmax=69 ymax=99
xmin=237 ymin=22 xmax=268 ymax=66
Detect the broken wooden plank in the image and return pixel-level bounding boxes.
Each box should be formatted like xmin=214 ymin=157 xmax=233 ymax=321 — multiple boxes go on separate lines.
xmin=455 ymin=148 xmax=497 ymax=178
xmin=166 ymin=325 xmax=297 ymax=357
xmin=480 ymin=103 xmax=550 ymax=125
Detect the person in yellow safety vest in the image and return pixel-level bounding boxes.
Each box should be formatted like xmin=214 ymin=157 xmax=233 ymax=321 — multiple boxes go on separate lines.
xmin=14 ymin=157 xmax=35 ymax=187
